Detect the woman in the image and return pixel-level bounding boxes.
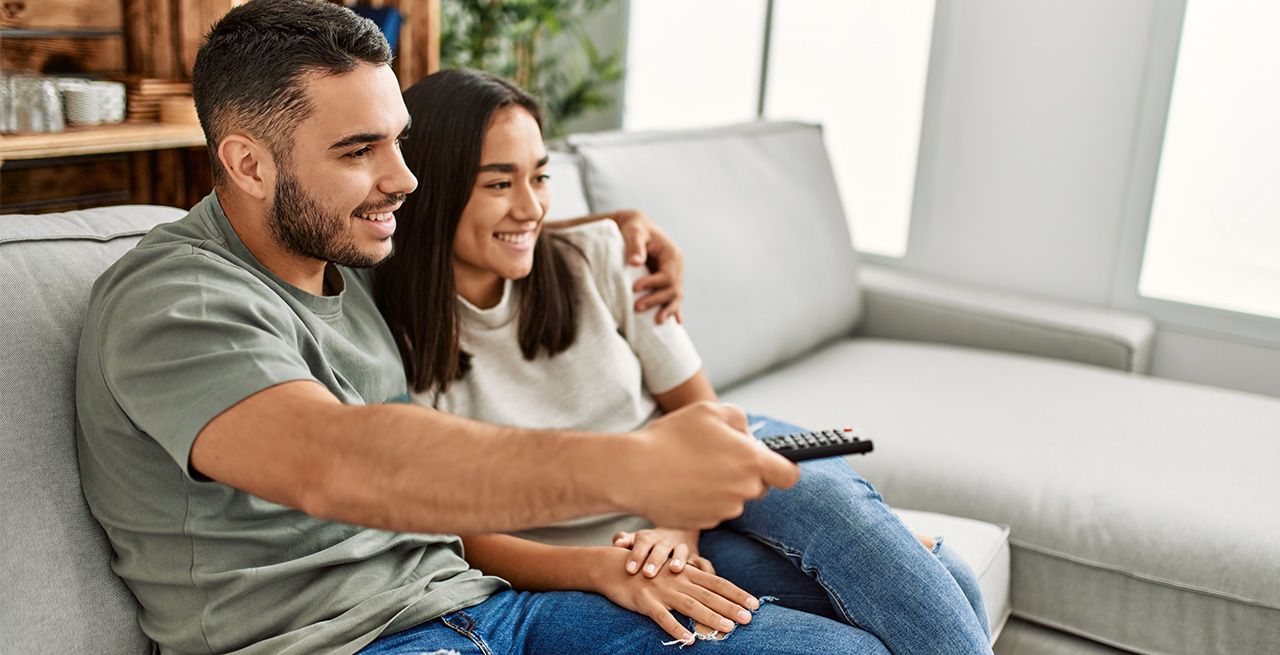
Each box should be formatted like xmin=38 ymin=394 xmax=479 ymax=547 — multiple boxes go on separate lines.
xmin=374 ymin=69 xmax=992 ymax=653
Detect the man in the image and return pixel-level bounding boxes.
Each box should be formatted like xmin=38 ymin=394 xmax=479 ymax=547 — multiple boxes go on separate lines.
xmin=75 ymin=1 xmax=834 ymax=653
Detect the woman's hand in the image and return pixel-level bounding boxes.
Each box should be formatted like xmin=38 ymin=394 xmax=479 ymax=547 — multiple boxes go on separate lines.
xmin=612 ymin=209 xmax=685 ymax=324
xmin=613 ymin=528 xmax=709 ymax=577
xmin=589 ymin=546 xmax=758 ymax=645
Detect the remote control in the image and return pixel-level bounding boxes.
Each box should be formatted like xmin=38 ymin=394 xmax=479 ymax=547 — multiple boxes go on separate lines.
xmin=760 ymin=427 xmax=874 ymax=462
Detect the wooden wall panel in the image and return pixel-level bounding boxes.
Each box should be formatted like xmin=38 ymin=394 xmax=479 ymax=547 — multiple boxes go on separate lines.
xmin=0 ymin=0 xmax=123 ymax=30
xmin=178 ymin=0 xmax=235 ymax=78
xmin=0 ymin=35 xmax=125 ymax=74
xmin=396 ymin=0 xmax=440 ymax=89
xmin=123 ymin=0 xmax=177 ymax=78
xmin=0 ymin=155 xmax=131 ymax=213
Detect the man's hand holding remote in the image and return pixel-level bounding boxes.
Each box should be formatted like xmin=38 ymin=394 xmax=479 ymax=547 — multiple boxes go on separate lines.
xmin=616 ymin=401 xmax=800 ymax=529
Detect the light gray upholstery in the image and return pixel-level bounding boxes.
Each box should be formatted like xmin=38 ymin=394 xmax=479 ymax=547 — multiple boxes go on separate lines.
xmin=545 ymin=149 xmax=592 ymax=221
xmin=569 ymin=121 xmax=862 ymax=391
xmin=994 ymin=618 xmax=1132 ymax=655
xmin=721 ymin=339 xmax=1280 ymax=654
xmin=858 ymin=263 xmax=1156 ymax=373
xmin=1 ymin=205 xmax=184 ymax=654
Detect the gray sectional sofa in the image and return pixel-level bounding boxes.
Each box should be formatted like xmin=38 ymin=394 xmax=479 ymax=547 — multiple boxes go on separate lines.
xmin=2 ymin=120 xmax=1277 ymax=654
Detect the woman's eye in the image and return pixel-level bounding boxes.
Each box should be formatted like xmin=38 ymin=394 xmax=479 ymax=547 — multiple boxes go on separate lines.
xmin=486 ymin=181 xmax=512 ymax=190
xmin=535 ymin=174 xmax=552 ymax=184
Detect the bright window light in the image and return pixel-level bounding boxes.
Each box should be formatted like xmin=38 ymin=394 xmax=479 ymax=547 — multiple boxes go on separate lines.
xmin=764 ymin=0 xmax=936 ymax=257
xmin=623 ymin=0 xmax=767 ymax=130
xmin=1141 ymin=0 xmax=1280 ymax=319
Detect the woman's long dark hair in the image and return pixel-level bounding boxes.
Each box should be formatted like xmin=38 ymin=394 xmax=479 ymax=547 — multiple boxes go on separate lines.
xmin=374 ymin=69 xmax=580 ymax=394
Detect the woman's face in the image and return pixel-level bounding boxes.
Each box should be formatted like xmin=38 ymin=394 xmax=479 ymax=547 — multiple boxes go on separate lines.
xmin=452 ymin=105 xmax=551 ymax=307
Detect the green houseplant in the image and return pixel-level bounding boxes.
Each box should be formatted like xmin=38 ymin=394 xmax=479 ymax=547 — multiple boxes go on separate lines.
xmin=440 ymin=0 xmax=623 ymax=137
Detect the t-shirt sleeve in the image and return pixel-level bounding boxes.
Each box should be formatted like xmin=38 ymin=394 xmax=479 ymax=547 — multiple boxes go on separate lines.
xmin=565 ymin=222 xmax=703 ymax=395
xmin=95 ymin=250 xmax=319 ymax=475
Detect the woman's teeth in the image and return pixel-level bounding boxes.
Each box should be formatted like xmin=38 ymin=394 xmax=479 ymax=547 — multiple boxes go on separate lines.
xmin=359 ymin=212 xmax=394 ymax=222
xmin=495 ymin=232 xmax=533 ymax=244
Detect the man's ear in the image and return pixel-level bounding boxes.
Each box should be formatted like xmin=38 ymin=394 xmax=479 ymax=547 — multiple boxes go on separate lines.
xmin=218 ymin=132 xmax=276 ymax=201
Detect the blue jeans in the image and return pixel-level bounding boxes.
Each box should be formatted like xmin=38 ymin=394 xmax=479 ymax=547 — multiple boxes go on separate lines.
xmin=695 ymin=415 xmax=991 ymax=654
xmin=360 ymin=589 xmax=891 ymax=654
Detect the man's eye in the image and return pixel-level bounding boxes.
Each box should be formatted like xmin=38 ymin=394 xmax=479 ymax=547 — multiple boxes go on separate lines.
xmin=346 ymin=146 xmax=373 ymax=159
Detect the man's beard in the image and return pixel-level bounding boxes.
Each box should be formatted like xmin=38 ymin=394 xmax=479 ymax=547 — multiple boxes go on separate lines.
xmin=266 ymin=168 xmax=396 ymax=269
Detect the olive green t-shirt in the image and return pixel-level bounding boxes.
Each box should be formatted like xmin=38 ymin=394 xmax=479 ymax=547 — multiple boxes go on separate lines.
xmin=75 ymin=193 xmax=506 ymax=655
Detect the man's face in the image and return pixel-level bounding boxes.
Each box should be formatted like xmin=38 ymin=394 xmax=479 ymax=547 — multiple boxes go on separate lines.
xmin=266 ymin=63 xmax=416 ymax=268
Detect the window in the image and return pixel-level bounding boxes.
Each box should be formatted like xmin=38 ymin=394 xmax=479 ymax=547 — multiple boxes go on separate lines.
xmin=1140 ymin=0 xmax=1280 ymax=320
xmin=623 ymin=1 xmax=768 ymax=131
xmin=764 ymin=0 xmax=936 ymax=257
xmin=623 ymin=0 xmax=936 ymax=257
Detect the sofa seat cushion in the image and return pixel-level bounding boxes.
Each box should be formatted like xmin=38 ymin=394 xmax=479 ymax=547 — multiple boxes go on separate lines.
xmin=721 ymin=338 xmax=1280 ymax=655
xmin=893 ymin=508 xmax=1012 ymax=640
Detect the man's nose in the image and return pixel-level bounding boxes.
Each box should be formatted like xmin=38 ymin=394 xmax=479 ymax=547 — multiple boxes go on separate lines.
xmin=381 ymin=145 xmax=419 ymax=197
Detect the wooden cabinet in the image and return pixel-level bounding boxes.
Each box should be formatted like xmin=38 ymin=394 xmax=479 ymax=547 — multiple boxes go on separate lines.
xmin=1 ymin=0 xmax=439 ymax=214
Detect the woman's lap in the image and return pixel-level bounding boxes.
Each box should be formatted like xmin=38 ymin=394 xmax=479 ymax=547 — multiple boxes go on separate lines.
xmin=363 ymin=589 xmax=889 ymax=654
xmin=714 ymin=415 xmax=992 ymax=653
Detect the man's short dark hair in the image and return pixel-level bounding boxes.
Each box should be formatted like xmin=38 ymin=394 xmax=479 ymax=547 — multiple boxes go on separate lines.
xmin=192 ymin=0 xmax=393 ymax=183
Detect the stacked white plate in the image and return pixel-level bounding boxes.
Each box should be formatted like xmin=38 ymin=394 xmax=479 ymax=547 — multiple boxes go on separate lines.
xmin=56 ymin=79 xmax=127 ymax=127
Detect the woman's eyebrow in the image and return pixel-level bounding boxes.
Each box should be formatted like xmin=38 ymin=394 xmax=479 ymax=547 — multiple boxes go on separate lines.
xmin=477 ymin=155 xmax=550 ymax=173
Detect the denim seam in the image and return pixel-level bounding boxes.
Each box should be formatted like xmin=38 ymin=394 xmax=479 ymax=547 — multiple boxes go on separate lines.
xmin=730 ymin=528 xmax=869 ymax=633
xmin=440 ymin=612 xmax=493 ymax=655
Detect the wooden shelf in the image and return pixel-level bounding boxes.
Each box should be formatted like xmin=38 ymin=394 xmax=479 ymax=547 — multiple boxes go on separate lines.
xmin=0 ymin=122 xmax=205 ymax=162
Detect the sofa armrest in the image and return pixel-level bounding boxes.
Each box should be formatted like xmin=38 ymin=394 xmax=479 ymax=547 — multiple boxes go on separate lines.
xmin=856 ymin=263 xmax=1156 ymax=373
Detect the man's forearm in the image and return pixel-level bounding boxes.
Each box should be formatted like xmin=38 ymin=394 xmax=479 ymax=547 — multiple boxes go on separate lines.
xmin=308 ymin=402 xmax=635 ymax=534
xmin=194 ymin=381 xmax=796 ymax=538
xmin=194 ymin=381 xmax=635 ymax=535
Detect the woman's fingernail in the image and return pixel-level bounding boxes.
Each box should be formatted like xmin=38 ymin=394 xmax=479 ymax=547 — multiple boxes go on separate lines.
xmin=626 ymin=561 xmax=638 ymax=573
xmin=671 ymin=559 xmax=683 ymax=569
xmin=720 ymin=618 xmax=735 ymax=631
xmin=748 ymin=597 xmax=760 ymax=610
xmin=737 ymin=609 xmax=752 ymax=623
xmin=643 ymin=564 xmax=657 ymax=576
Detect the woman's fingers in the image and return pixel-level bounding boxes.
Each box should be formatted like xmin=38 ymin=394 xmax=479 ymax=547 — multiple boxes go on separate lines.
xmin=642 ymin=540 xmax=675 ymax=578
xmin=669 ymin=542 xmax=690 ymax=573
xmin=612 ymin=531 xmax=635 ymax=548
xmin=645 ymin=604 xmax=693 ymax=645
xmin=687 ymin=567 xmax=759 ymax=612
xmin=670 ymin=591 xmax=738 ymax=635
xmin=627 ymin=534 xmax=657 ymax=575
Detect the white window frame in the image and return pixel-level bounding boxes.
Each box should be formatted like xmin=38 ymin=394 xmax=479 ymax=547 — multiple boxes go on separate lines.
xmin=1110 ymin=0 xmax=1280 ymax=348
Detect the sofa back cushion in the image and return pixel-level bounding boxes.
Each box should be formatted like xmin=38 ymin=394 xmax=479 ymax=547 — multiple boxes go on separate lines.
xmin=569 ymin=121 xmax=862 ymax=390
xmin=0 ymin=205 xmax=184 ymax=653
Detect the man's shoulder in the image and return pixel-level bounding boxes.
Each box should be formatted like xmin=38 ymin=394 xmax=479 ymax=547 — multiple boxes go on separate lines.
xmin=88 ymin=217 xmax=279 ymax=333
